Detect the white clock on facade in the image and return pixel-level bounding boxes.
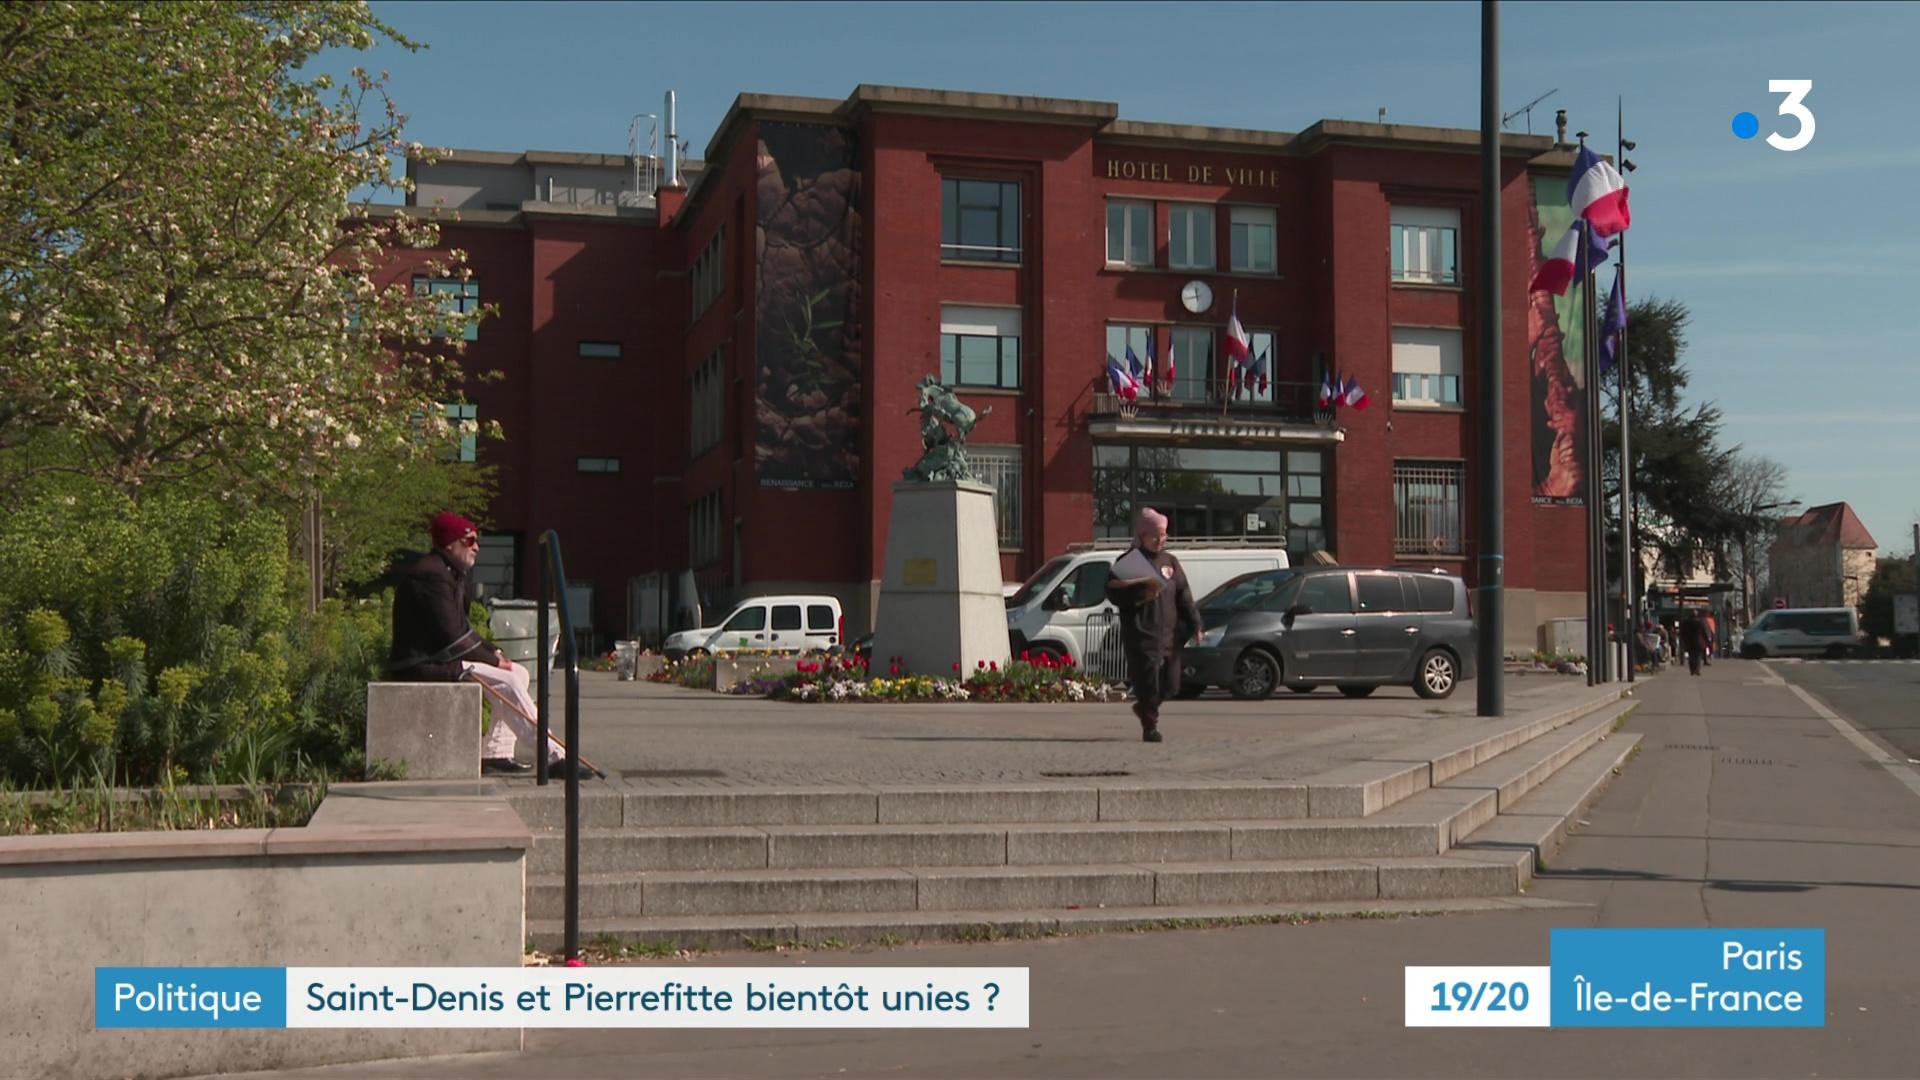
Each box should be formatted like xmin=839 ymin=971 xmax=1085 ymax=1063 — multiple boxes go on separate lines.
xmin=1180 ymin=279 xmax=1213 ymax=314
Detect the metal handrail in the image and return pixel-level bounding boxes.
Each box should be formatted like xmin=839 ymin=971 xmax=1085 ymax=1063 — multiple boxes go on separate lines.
xmin=534 ymin=530 xmax=582 ymax=964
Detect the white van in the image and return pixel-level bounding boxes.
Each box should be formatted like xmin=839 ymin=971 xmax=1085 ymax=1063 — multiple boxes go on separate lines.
xmin=1006 ymin=545 xmax=1290 ymax=668
xmin=690 ymin=594 xmax=845 ymax=656
xmin=1739 ymin=607 xmax=1863 ymax=659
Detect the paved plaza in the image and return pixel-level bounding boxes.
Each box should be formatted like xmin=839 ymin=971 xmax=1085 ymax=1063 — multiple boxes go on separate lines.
xmin=521 ymin=672 xmax=1603 ymax=788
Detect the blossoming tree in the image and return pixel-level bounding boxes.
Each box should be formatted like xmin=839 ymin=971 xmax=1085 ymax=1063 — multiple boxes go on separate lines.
xmin=0 ymin=1 xmax=483 ymax=504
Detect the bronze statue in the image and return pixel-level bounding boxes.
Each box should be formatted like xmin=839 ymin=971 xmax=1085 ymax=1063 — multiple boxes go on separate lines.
xmin=903 ymin=375 xmax=992 ymax=483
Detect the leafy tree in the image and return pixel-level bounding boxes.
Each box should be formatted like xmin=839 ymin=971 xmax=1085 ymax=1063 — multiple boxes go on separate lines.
xmin=0 ymin=1 xmax=482 ymax=506
xmin=317 ymin=447 xmax=498 ymax=594
xmin=1860 ymin=556 xmax=1917 ymax=649
xmin=1601 ymin=298 xmax=1744 ymax=589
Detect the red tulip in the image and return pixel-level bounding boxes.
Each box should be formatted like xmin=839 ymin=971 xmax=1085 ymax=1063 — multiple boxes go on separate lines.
xmin=989 ymin=661 xmax=998 ymax=672
xmin=1021 ymin=651 xmax=1031 ymax=662
xmin=1063 ymin=654 xmax=1075 ymax=666
xmin=977 ymin=660 xmax=986 ymax=669
xmin=952 ymin=662 xmax=962 ymax=672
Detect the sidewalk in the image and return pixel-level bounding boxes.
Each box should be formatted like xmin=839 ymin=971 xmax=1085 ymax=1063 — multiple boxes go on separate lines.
xmin=515 ymin=670 xmax=1606 ymax=786
xmin=210 ymin=660 xmax=1920 ymax=1079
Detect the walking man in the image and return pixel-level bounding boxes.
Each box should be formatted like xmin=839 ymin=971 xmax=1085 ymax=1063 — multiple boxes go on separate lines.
xmin=1679 ymin=609 xmax=1709 ymax=677
xmin=387 ymin=512 xmax=584 ymax=777
xmin=1105 ymin=507 xmax=1203 ymax=743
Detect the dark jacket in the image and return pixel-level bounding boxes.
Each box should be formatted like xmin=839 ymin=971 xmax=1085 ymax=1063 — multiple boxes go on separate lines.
xmin=1679 ymin=614 xmax=1709 ymax=655
xmin=1105 ymin=548 xmax=1204 ymax=661
xmin=386 ymin=549 xmax=500 ymax=681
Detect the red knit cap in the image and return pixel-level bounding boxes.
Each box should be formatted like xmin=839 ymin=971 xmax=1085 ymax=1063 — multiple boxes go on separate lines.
xmin=430 ymin=511 xmax=478 ymax=549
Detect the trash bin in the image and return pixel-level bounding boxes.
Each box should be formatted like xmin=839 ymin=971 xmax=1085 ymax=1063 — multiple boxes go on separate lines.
xmin=486 ymin=599 xmax=561 ymax=665
xmin=614 ymin=640 xmax=640 ymax=681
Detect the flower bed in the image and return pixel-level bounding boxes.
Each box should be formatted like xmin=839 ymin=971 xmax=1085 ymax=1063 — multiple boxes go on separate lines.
xmin=768 ymin=654 xmax=1127 ymax=704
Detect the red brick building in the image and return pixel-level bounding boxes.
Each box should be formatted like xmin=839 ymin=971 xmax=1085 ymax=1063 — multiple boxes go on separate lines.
xmin=385 ymin=86 xmax=1590 ymax=653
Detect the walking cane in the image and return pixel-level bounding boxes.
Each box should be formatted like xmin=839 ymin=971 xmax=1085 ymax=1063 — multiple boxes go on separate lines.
xmin=467 ymin=675 xmax=608 ymax=778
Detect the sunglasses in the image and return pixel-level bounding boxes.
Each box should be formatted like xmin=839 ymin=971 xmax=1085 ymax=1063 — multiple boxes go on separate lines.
xmin=458 ymin=535 xmax=479 ymax=547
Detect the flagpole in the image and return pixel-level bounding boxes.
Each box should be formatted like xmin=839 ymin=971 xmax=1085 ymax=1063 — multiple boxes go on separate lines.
xmin=1617 ymin=98 xmax=1636 ymax=683
xmin=1220 ymin=290 xmax=1236 ymax=420
xmin=1475 ymin=0 xmax=1504 ymax=717
xmin=1577 ymin=131 xmax=1601 ymax=686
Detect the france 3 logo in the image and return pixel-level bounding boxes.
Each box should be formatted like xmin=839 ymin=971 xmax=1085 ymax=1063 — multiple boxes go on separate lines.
xmin=1732 ymin=81 xmax=1814 ymax=151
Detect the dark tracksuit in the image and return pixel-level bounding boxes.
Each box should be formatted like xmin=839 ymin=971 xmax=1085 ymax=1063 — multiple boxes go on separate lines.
xmin=1106 ymin=548 xmax=1203 ymax=731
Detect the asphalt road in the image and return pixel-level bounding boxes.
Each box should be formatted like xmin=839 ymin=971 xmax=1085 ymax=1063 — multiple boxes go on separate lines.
xmin=1763 ymin=657 xmax=1920 ymax=763
xmin=207 ymin=663 xmax=1920 ymax=1080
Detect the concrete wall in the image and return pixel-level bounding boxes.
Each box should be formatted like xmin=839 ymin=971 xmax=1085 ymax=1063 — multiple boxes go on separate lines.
xmin=0 ymin=783 xmax=529 ymax=1080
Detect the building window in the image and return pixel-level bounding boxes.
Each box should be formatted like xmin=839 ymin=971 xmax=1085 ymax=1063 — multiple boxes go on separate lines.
xmin=1169 ymin=205 xmax=1215 ymax=270
xmin=971 ymin=446 xmax=1023 ymax=550
xmin=1092 ymin=444 xmax=1329 ymax=561
xmin=577 ymin=457 xmax=621 ymax=473
xmin=1106 ymin=200 xmax=1151 ymax=267
xmin=1229 ymin=206 xmax=1276 ymax=274
xmin=1168 ymin=326 xmax=1214 ymax=403
xmin=939 ymin=305 xmax=1021 ymax=389
xmin=1394 ymin=461 xmax=1465 ymax=556
xmin=689 ymin=490 xmax=722 ymax=566
xmin=1391 ymin=327 xmax=1463 ymax=407
xmin=413 ymin=276 xmax=479 ymax=341
xmin=578 ymin=341 xmax=622 ymax=359
xmin=941 ymin=178 xmax=1021 ymax=263
xmin=441 ymin=403 xmax=477 ymax=463
xmin=472 ymin=532 xmax=520 ymax=599
xmin=1286 ymin=450 xmax=1329 ymax=556
xmin=1390 ymin=206 xmax=1460 ymax=285
xmin=691 ymin=349 xmax=725 ymax=456
xmin=692 ymin=227 xmax=726 ymax=319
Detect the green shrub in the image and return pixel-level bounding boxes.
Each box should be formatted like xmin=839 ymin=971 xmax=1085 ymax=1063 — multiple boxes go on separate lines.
xmin=0 ymin=486 xmax=393 ymax=787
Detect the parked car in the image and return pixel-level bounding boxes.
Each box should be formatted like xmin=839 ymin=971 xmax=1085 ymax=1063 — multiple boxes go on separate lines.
xmin=661 ymin=624 xmax=718 ymax=662
xmin=1181 ymin=566 xmax=1476 ymax=700
xmin=699 ymin=594 xmax=846 ymax=656
xmin=1738 ymin=607 xmax=1864 ymax=659
xmin=1006 ymin=545 xmax=1290 ymax=666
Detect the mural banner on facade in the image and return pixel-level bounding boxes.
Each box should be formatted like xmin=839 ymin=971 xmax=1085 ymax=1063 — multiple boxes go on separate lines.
xmin=1528 ymin=177 xmax=1589 ymax=506
xmin=754 ymin=122 xmax=862 ymax=490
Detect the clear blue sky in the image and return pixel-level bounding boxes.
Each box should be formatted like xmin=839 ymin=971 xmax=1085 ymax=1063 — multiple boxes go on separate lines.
xmin=354 ymin=0 xmax=1919 ymax=556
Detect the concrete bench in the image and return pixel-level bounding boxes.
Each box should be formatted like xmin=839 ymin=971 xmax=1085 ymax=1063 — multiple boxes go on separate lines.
xmin=366 ymin=682 xmax=482 ymax=780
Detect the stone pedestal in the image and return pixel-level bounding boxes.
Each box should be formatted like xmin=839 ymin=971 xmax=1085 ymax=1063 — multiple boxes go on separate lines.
xmin=872 ymin=480 xmax=1011 ymax=677
xmin=366 ymin=683 xmax=482 ymax=780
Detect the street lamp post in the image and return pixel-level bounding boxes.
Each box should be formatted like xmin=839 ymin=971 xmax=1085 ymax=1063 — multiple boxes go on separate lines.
xmin=1742 ymin=500 xmax=1798 ymax=624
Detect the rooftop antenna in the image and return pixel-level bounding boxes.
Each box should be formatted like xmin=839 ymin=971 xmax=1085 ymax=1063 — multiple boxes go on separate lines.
xmin=1377 ymin=106 xmax=1388 ymax=124
xmin=1501 ymin=88 xmax=1558 ymax=134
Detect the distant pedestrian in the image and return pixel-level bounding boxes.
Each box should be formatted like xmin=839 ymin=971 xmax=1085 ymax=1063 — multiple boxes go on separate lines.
xmin=1679 ymin=611 xmax=1709 ymax=677
xmin=1703 ymin=612 xmax=1718 ymax=665
xmin=1106 ymin=507 xmax=1203 ymax=743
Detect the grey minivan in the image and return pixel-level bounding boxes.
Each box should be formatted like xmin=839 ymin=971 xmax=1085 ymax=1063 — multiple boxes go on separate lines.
xmin=1181 ymin=566 xmax=1477 ymax=700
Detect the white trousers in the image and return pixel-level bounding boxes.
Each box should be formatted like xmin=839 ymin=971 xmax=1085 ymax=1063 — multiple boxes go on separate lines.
xmin=461 ymin=661 xmax=566 ymax=763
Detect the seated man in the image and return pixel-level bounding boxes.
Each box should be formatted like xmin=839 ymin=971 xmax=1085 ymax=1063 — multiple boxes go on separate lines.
xmin=386 ymin=512 xmax=585 ymax=777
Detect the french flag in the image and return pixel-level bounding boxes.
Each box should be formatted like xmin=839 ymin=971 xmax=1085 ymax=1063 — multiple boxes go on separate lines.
xmin=1105 ymin=355 xmax=1139 ymax=401
xmin=1599 ymin=268 xmax=1627 ymax=372
xmin=1249 ymin=349 xmax=1270 ymax=395
xmin=1224 ymin=298 xmax=1252 ymax=364
xmin=1143 ymin=334 xmax=1158 ymax=394
xmin=1125 ymin=342 xmax=1145 ymax=382
xmin=1529 ymin=224 xmax=1609 ymax=295
xmin=1163 ymin=337 xmax=1177 ymax=391
xmin=1319 ymin=369 xmax=1336 ymax=408
xmin=1341 ymin=373 xmax=1371 ymax=411
xmin=1568 ymin=146 xmax=1631 ymax=237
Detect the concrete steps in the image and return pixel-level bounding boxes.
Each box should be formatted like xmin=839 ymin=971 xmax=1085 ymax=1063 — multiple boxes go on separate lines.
xmin=517 ymin=692 xmax=1639 ymax=950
